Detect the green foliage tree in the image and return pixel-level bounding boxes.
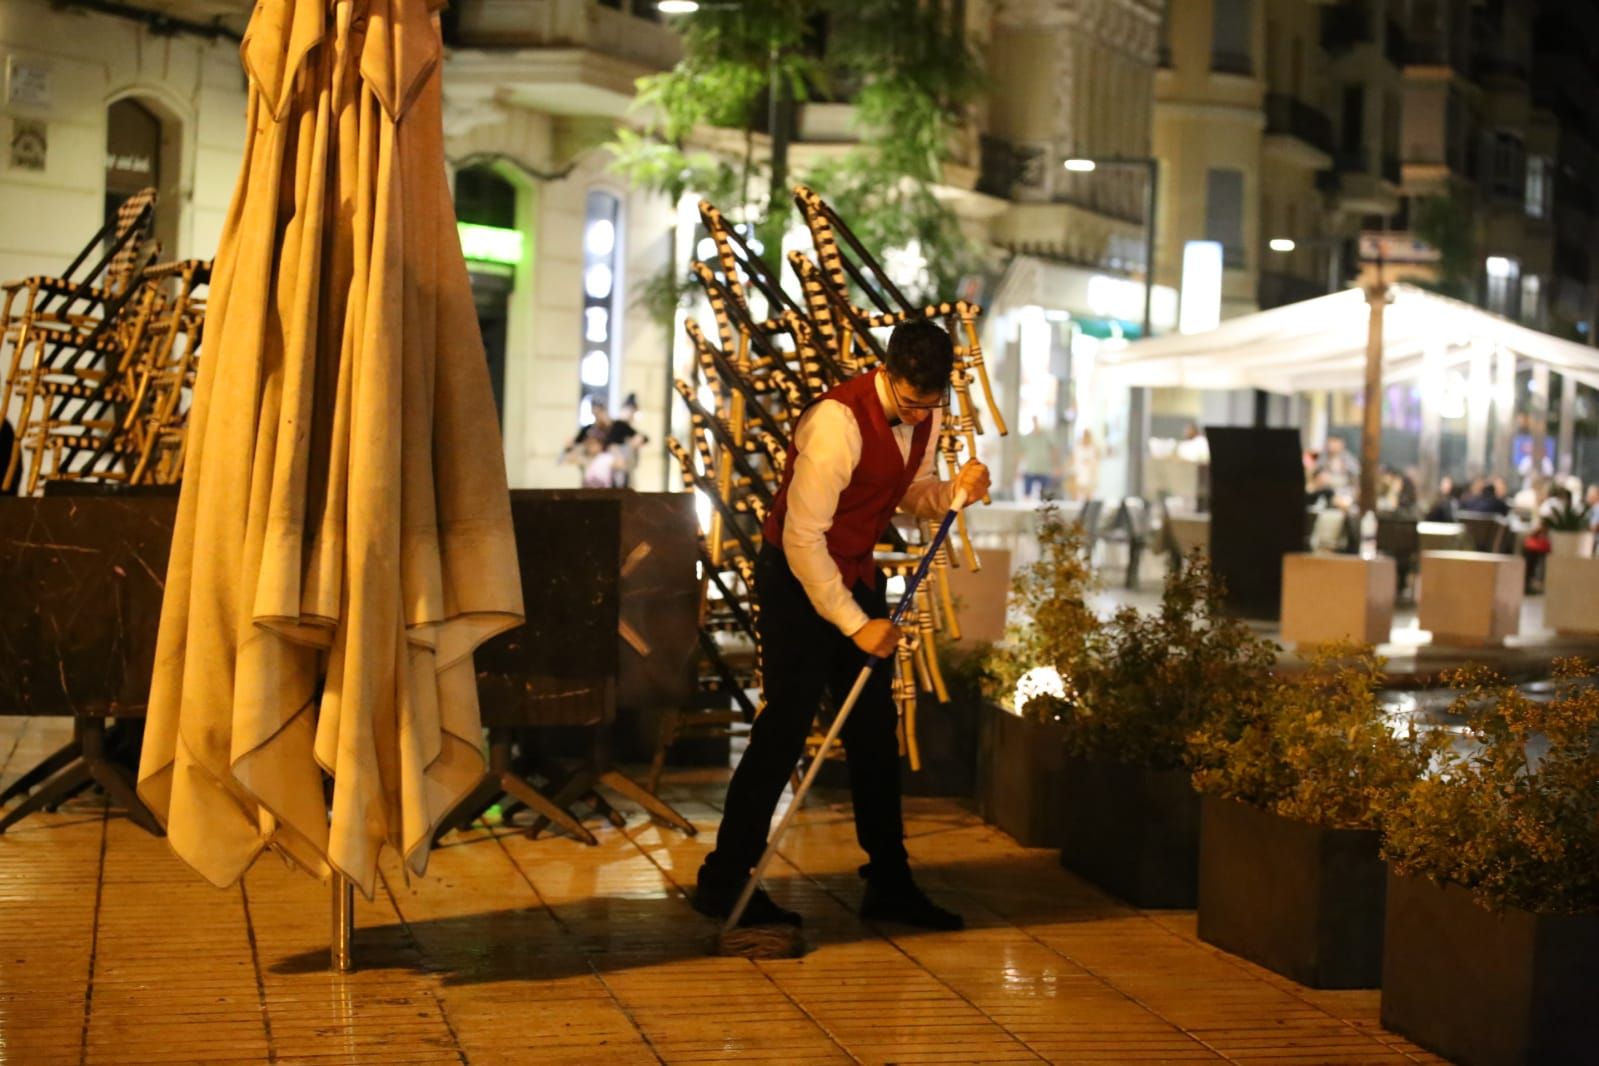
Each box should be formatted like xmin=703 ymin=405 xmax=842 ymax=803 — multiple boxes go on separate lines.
xmin=607 ymin=0 xmax=984 ymax=326
xmin=1410 ymin=194 xmax=1476 ymax=301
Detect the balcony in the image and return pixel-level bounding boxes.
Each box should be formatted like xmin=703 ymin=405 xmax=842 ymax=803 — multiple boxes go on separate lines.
xmin=1264 ymin=94 xmax=1335 ymax=159
xmin=1335 ymin=148 xmax=1369 ymax=175
xmin=1210 ymin=50 xmax=1253 ymax=76
xmin=1321 ymin=4 xmax=1374 ymax=54
xmin=1383 ymin=21 xmax=1406 ymax=67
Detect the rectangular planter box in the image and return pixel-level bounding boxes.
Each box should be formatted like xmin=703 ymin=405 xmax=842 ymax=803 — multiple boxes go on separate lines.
xmin=1197 ymin=796 xmax=1385 ymax=988
xmin=902 ymin=691 xmax=980 ymax=799
xmin=1382 ymin=872 xmax=1599 ymax=1066
xmin=1060 ymin=759 xmax=1200 ymax=908
xmin=975 ymin=704 xmax=1066 ymax=847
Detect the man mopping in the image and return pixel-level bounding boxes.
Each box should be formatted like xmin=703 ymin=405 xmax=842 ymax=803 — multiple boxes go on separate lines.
xmin=694 ymin=320 xmax=990 ymax=931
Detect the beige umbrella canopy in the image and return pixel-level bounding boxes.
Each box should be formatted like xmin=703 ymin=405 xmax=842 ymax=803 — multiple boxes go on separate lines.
xmin=138 ymin=0 xmax=523 ymax=897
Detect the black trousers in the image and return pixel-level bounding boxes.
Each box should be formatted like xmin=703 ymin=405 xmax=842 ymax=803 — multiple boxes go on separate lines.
xmin=703 ymin=544 xmax=907 ymax=880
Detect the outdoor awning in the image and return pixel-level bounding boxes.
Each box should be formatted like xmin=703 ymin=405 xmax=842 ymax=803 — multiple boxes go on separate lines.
xmin=1096 ymin=283 xmax=1599 ymax=395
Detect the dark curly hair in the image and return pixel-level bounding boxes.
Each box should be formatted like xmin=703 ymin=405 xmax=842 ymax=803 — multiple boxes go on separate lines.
xmin=884 ymin=320 xmax=954 ymax=396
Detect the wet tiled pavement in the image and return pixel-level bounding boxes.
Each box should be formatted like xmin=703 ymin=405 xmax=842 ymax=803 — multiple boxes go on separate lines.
xmin=0 ymin=717 xmax=1447 ymax=1065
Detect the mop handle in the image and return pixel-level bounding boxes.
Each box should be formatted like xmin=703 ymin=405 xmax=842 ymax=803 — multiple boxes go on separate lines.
xmin=721 ymin=490 xmax=969 ymax=935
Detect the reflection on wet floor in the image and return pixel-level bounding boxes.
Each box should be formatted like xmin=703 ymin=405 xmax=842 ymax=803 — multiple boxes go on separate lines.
xmin=0 ymin=715 xmax=1450 ymax=1065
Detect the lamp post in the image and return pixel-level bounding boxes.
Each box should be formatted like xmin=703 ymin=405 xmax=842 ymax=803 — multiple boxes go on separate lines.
xmin=1065 ymin=156 xmax=1159 ymax=497
xmin=1063 ymin=156 xmax=1159 ymax=340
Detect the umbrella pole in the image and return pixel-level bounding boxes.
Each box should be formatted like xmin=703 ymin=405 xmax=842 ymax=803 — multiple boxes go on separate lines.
xmin=331 ymin=875 xmax=354 ymax=972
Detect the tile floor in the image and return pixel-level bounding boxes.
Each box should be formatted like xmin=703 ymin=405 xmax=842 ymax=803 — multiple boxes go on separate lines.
xmin=0 ymin=717 xmax=1447 ymax=1065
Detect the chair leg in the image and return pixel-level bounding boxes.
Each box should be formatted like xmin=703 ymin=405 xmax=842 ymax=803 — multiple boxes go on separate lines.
xmin=1126 ymin=542 xmax=1143 ymax=589
xmin=501 ymin=773 xmax=598 ymax=846
xmin=596 ymin=769 xmax=698 ymax=837
xmin=647 ymin=708 xmax=679 ymax=795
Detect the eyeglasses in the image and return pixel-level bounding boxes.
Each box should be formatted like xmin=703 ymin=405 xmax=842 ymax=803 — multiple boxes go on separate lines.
xmin=887 ymin=374 xmax=948 ymax=413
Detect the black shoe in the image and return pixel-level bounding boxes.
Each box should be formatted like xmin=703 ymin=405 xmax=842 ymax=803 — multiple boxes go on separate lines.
xmin=859 ymin=870 xmax=965 ymax=931
xmin=693 ymin=864 xmax=803 ymax=928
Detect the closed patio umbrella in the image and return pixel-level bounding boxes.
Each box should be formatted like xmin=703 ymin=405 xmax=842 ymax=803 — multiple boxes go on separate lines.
xmin=138 ymin=0 xmax=522 ymax=898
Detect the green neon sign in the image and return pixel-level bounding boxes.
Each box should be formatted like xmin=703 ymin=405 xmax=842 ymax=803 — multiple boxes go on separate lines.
xmin=457 ymin=222 xmax=525 ymax=265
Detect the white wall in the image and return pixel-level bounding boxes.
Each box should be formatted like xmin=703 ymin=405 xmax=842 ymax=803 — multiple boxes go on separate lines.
xmin=0 ymin=0 xmax=245 ymax=286
xmin=444 ymin=105 xmax=676 ymax=491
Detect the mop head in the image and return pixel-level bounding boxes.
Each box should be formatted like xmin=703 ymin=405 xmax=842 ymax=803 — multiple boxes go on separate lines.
xmin=712 ymin=923 xmax=807 ymax=959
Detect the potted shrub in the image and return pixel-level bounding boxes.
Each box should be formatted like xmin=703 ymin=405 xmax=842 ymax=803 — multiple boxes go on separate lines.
xmin=1188 ymin=646 xmax=1445 ymax=987
xmin=1545 ymin=499 xmax=1595 ymax=558
xmin=979 ymin=510 xmax=1097 ymax=846
xmin=1378 ymin=659 xmax=1599 ymax=1066
xmin=991 ymin=541 xmax=1277 ymax=906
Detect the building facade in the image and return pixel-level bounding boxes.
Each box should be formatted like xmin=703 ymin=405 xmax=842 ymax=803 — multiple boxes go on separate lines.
xmin=0 ymin=0 xmax=245 ymax=288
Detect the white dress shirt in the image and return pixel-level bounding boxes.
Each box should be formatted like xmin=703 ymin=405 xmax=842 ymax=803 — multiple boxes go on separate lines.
xmin=781 ymin=373 xmax=953 ymax=637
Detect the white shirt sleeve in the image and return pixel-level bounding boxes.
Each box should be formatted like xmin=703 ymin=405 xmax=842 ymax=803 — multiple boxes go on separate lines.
xmin=781 ymin=400 xmax=873 ymax=637
xmin=898 ymin=409 xmax=955 ymax=519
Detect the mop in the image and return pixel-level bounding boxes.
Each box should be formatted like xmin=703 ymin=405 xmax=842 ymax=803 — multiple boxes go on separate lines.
xmin=713 ymin=488 xmax=970 ymax=959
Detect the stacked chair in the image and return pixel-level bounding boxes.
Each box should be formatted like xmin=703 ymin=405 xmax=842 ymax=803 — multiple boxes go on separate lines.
xmin=657 ymin=187 xmax=1008 ymax=779
xmin=1 ymin=189 xmax=208 ymax=494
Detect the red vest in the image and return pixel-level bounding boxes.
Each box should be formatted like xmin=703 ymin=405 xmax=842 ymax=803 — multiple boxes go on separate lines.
xmin=763 ymin=369 xmax=933 ymax=588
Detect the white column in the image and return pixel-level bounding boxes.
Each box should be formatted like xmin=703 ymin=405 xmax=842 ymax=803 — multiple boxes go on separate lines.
xmin=1491 ymin=346 xmax=1517 ymax=480
xmin=1466 ymin=340 xmax=1492 ymax=478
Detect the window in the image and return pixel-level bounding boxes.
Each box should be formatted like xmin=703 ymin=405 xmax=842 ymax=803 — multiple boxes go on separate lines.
xmin=1485 ymin=255 xmax=1520 ymax=317
xmin=1211 ymin=0 xmax=1252 ymax=74
xmin=1521 ymin=274 xmax=1542 ymax=325
xmin=1205 ymin=168 xmax=1246 ymax=269
xmin=1341 ymin=86 xmax=1365 ymax=159
xmin=1487 ymin=131 xmax=1524 ymax=200
xmin=1525 ymin=155 xmax=1551 ymax=218
xmin=579 ymin=190 xmax=622 ymax=426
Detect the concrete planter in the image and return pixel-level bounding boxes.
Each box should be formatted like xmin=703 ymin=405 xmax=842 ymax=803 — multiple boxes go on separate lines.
xmin=975 ymin=704 xmax=1066 ymax=847
xmin=1059 ymin=759 xmax=1200 ymax=908
xmin=1197 ymin=797 xmax=1386 ymax=988
xmin=1381 ymin=873 xmax=1599 ymax=1066
xmin=1548 ymin=529 xmax=1594 ymax=558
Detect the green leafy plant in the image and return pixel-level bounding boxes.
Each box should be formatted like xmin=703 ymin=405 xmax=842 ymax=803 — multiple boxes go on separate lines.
xmin=1410 ymin=195 xmax=1477 ymax=301
xmin=1189 ymin=645 xmax=1447 ymax=829
xmin=1545 ymin=499 xmax=1594 ymax=533
xmin=986 ymin=520 xmax=1278 ymax=770
xmin=983 ymin=507 xmax=1099 ymax=723
xmin=607 ymin=0 xmax=985 ymax=324
xmin=1066 ymin=555 xmax=1277 ymax=769
xmin=1380 ymin=659 xmax=1599 ymax=914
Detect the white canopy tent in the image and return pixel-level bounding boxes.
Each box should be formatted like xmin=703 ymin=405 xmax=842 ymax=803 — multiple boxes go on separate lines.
xmin=1096 ymin=283 xmax=1599 ymax=397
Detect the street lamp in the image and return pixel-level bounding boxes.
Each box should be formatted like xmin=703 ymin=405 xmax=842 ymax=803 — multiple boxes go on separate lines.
xmin=1062 ymin=156 xmax=1159 ymax=341
xmin=1066 ymin=155 xmax=1160 ymax=497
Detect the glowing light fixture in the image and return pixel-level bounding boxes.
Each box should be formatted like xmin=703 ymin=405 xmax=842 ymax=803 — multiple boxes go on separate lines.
xmin=456 ymin=222 xmax=524 ymax=266
xmin=1013 ymin=666 xmax=1070 ymax=717
xmin=658 ymin=0 xmax=699 ymax=12
xmin=1485 ymin=255 xmax=1514 ymax=278
xmin=584 ymin=218 xmax=616 ymax=258
xmin=1268 ymin=237 xmax=1296 ymax=253
xmin=1063 ymin=158 xmax=1097 ymax=173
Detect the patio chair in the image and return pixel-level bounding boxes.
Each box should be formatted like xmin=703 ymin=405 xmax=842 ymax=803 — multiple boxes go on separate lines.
xmin=1376 ymin=514 xmax=1421 ymax=601
xmin=1457 ymin=512 xmax=1511 ymax=553
xmin=1099 ymin=496 xmax=1152 ymax=589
